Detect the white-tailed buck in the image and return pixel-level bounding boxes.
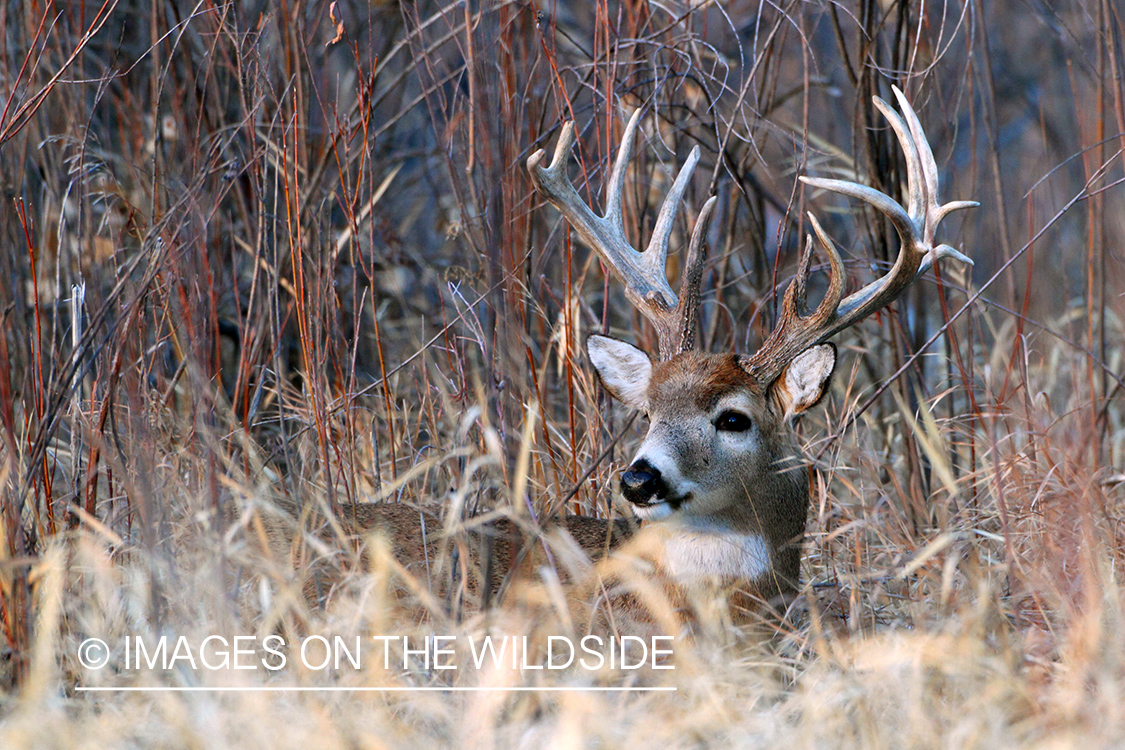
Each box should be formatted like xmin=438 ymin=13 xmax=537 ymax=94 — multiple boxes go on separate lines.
xmin=315 ymin=87 xmax=975 ymax=624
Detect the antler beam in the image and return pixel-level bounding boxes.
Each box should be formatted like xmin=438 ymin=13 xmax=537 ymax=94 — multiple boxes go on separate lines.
xmin=742 ymin=86 xmax=979 ymax=385
xmin=527 ymin=110 xmax=716 ymax=360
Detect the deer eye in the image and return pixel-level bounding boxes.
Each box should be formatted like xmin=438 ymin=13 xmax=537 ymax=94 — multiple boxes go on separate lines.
xmin=715 ymin=410 xmax=752 ymax=432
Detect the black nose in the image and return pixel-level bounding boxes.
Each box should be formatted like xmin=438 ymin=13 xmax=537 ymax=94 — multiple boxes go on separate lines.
xmin=621 ymin=458 xmax=667 ymax=506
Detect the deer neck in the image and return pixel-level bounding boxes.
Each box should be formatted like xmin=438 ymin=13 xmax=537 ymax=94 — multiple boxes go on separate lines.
xmin=638 ymin=517 xmax=773 ymax=585
xmin=631 ymin=454 xmax=808 ymax=587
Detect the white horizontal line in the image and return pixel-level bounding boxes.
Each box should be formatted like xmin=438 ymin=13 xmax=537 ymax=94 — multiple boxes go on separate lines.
xmin=75 ymin=686 xmax=676 ymax=693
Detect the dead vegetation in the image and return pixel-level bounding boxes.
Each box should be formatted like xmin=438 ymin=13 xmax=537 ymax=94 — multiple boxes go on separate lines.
xmin=1 ymin=0 xmax=1124 ymax=746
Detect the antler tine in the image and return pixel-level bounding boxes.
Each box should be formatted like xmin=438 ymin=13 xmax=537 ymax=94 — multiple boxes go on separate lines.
xmin=890 ymin=87 xmax=980 ymax=237
xmin=740 ymin=214 xmax=846 ymax=380
xmin=675 ymin=195 xmax=718 ymax=354
xmin=874 ymin=93 xmax=926 ymax=226
xmin=744 ymin=88 xmax=977 ymax=385
xmin=647 ymin=130 xmax=701 ymax=288
xmin=604 ymin=109 xmax=641 ymax=229
xmin=800 ymin=86 xmax=977 ymax=280
xmin=528 ymin=109 xmax=707 ymax=360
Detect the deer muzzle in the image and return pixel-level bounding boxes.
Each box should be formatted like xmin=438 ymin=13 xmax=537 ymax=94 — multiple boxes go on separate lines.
xmin=621 ymin=458 xmax=671 ymax=507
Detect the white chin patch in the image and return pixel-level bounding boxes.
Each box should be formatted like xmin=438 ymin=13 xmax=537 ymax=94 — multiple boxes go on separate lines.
xmin=632 ymin=502 xmax=674 ymax=521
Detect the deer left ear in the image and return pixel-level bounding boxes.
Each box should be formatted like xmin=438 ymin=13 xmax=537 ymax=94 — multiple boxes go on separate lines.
xmin=773 ymin=344 xmax=836 ymax=421
xmin=586 ymin=334 xmax=653 ymax=412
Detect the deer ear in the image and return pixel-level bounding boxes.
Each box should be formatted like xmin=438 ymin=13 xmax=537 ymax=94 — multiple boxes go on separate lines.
xmin=773 ymin=344 xmax=836 ymax=421
xmin=586 ymin=335 xmax=652 ymax=411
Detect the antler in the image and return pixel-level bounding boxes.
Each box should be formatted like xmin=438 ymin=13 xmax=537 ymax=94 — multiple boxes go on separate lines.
xmin=741 ymin=86 xmax=978 ymax=385
xmin=527 ymin=109 xmax=717 ymax=360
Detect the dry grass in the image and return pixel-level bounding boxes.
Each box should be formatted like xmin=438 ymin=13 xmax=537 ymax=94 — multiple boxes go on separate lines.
xmin=2 ymin=0 xmax=1124 ymax=747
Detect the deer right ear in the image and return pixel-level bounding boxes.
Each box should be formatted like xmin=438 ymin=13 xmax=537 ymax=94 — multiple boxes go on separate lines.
xmin=586 ymin=335 xmax=652 ymax=411
xmin=772 ymin=343 xmax=836 ymax=421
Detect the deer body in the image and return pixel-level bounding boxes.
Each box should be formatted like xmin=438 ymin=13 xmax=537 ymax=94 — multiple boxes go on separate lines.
xmin=326 ymin=503 xmax=631 ymax=601
xmin=319 ymin=344 xmax=834 ymax=618
xmin=298 ymin=88 xmax=974 ymax=626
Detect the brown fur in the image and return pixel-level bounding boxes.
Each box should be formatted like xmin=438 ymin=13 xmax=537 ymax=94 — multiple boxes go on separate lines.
xmin=260 ymin=348 xmax=823 ymax=629
xmin=649 ymin=352 xmax=766 ymax=412
xmin=277 ymin=348 xmax=821 ymax=627
xmin=588 ymin=343 xmax=831 ymax=615
xmin=273 ymin=502 xmax=639 ymax=616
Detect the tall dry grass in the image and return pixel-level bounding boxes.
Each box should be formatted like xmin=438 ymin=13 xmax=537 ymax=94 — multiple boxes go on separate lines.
xmin=1 ymin=0 xmax=1123 ymax=746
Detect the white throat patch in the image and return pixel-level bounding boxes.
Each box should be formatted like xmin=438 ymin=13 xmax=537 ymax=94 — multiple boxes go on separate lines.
xmin=662 ymin=529 xmax=771 ymax=583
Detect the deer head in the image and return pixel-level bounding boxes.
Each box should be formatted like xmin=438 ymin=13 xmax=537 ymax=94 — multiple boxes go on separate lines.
xmin=527 ymin=88 xmax=976 ymax=594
